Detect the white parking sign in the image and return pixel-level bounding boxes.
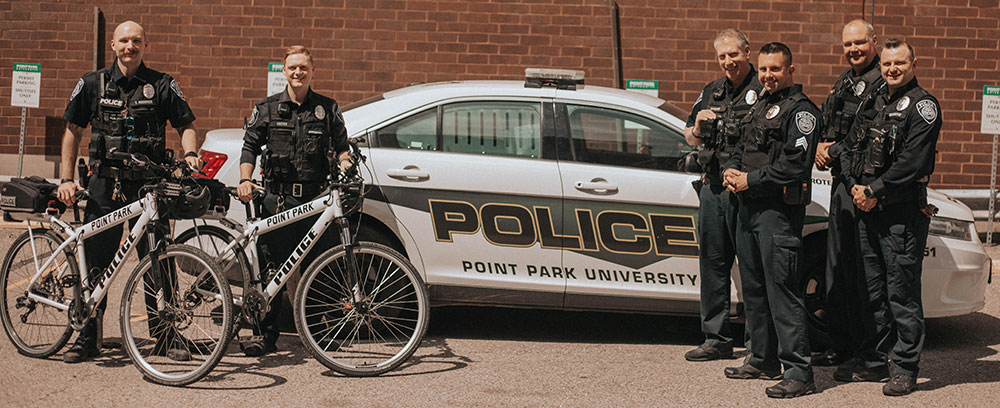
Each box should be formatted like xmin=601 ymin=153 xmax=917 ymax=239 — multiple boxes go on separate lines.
xmin=983 ymin=86 xmax=1000 ymax=134
xmin=267 ymin=62 xmax=286 ymax=96
xmin=11 ymin=63 xmax=40 ymax=108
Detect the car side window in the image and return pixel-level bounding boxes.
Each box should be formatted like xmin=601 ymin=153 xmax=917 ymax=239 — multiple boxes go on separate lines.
xmin=565 ymin=104 xmax=687 ymax=170
xmin=441 ymin=102 xmax=541 ymax=159
xmin=375 ymin=108 xmax=437 ymax=151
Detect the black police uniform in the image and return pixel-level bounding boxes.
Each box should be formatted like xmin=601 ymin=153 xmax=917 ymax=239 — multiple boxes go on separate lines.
xmin=817 ymin=56 xmax=884 ymax=364
xmin=725 ymin=84 xmax=820 ymax=382
xmin=241 ymin=87 xmax=349 ymax=348
xmin=844 ymin=78 xmax=940 ymax=377
xmin=686 ymin=69 xmax=762 ymax=352
xmin=62 ymin=61 xmax=196 ymax=352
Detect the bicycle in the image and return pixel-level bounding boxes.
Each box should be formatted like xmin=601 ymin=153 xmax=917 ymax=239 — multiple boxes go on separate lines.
xmin=0 ymin=152 xmax=235 ymax=386
xmin=177 ymin=142 xmax=429 ymax=376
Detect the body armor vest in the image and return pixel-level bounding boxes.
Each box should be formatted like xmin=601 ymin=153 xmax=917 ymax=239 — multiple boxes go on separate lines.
xmin=851 ymin=85 xmax=930 ymax=179
xmin=740 ymin=91 xmax=809 ymax=173
xmin=698 ymin=76 xmax=762 ymax=181
xmin=821 ymin=65 xmax=883 ymax=143
xmin=88 ymin=69 xmax=167 ymax=165
xmin=262 ymin=101 xmax=333 ymax=184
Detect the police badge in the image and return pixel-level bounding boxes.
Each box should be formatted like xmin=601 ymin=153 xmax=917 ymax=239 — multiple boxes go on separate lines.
xmin=916 ymin=99 xmax=938 ymax=124
xmin=795 ymin=111 xmax=816 ymax=135
xmin=314 ymin=105 xmax=326 ymax=120
xmin=897 ymin=96 xmax=910 ymax=111
xmin=766 ymin=105 xmax=780 ymax=119
xmin=853 ymin=80 xmax=866 ymax=96
xmin=143 ymin=83 xmax=155 ymax=99
xmin=745 ymin=90 xmax=757 ymax=105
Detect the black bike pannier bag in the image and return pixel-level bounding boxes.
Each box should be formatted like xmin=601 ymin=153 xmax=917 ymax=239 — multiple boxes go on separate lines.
xmin=1 ymin=176 xmax=65 ymax=219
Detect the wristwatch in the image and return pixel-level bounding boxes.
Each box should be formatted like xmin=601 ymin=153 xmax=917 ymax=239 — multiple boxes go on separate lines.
xmin=864 ymin=185 xmax=875 ymax=198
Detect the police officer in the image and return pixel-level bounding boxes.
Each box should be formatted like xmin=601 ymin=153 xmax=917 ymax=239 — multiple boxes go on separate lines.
xmin=55 ymin=21 xmax=202 ymax=364
xmin=237 ymin=45 xmax=352 ymax=357
xmin=683 ymin=29 xmax=762 ymax=362
xmin=722 ymin=42 xmax=819 ymax=398
xmin=814 ymin=20 xmax=886 ymax=377
xmin=844 ymin=39 xmax=940 ymax=397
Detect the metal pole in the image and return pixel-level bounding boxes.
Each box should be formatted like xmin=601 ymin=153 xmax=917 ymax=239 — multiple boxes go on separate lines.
xmin=17 ymin=107 xmax=26 ymax=177
xmin=988 ymin=133 xmax=998 ymax=245
xmin=609 ymin=0 xmax=623 ymax=89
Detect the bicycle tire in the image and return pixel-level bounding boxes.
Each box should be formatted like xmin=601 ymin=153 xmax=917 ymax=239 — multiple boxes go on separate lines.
xmin=174 ymin=224 xmax=252 ymax=312
xmin=120 ymin=244 xmax=234 ymax=386
xmin=294 ymin=241 xmax=429 ymax=376
xmin=0 ymin=229 xmax=75 ymax=358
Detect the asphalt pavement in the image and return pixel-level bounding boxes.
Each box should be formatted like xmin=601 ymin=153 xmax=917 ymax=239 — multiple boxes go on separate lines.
xmin=0 ymin=228 xmax=998 ymax=407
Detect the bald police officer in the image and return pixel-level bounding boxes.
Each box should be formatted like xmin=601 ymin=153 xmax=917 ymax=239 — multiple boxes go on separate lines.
xmin=814 ymin=20 xmax=886 ymax=378
xmin=237 ymin=45 xmax=352 ymax=357
xmin=56 ymin=21 xmax=202 ymax=364
xmin=683 ymin=29 xmax=762 ymax=362
xmin=723 ymin=42 xmax=819 ymax=398
xmin=845 ymin=38 xmax=941 ymax=396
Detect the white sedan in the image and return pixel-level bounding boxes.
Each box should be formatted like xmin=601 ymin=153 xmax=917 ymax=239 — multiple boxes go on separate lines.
xmin=184 ymin=69 xmax=990 ymax=339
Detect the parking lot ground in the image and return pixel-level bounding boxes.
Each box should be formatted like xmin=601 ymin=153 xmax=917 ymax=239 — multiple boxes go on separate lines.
xmin=1 ymin=230 xmax=998 ymax=406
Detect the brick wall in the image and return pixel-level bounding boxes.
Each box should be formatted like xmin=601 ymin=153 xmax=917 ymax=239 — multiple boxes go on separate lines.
xmin=1 ymin=0 xmax=997 ymax=188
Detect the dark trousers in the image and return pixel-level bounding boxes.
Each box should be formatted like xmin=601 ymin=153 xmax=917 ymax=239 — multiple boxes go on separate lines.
xmin=735 ymin=198 xmax=812 ymax=382
xmin=856 ymin=202 xmax=930 ymax=377
xmin=77 ymin=175 xmax=164 ymax=347
xmin=256 ymin=193 xmax=338 ymax=344
xmin=697 ymin=183 xmax=742 ymax=347
xmin=822 ymin=176 xmax=866 ymax=358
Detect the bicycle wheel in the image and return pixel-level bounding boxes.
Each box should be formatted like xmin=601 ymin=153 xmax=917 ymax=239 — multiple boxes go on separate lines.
xmin=120 ymin=244 xmax=234 ymax=386
xmin=0 ymin=229 xmax=75 ymax=357
xmin=174 ymin=224 xmax=251 ymax=314
xmin=294 ymin=241 xmax=429 ymax=376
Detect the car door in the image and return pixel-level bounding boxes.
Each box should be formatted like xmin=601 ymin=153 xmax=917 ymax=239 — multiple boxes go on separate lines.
xmin=553 ymin=100 xmax=705 ymax=313
xmin=364 ymin=98 xmax=567 ymax=307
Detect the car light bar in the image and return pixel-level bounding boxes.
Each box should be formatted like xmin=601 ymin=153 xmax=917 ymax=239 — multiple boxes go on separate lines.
xmin=524 ymin=68 xmax=584 ymax=90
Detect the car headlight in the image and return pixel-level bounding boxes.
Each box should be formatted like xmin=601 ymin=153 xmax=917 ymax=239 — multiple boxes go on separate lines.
xmin=928 ymin=217 xmax=973 ymax=241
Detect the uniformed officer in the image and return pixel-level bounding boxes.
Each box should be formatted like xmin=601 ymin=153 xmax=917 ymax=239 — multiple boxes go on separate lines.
xmin=237 ymin=45 xmax=352 ymax=357
xmin=55 ymin=21 xmax=202 ymax=364
xmin=722 ymin=42 xmax=819 ymax=398
xmin=813 ymin=20 xmax=886 ymax=379
xmin=844 ymin=38 xmax=940 ymax=397
xmin=683 ymin=29 xmax=762 ymax=362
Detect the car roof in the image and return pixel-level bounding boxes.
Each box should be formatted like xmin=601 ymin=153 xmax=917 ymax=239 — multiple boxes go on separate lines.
xmin=345 ymin=80 xmax=687 ymax=133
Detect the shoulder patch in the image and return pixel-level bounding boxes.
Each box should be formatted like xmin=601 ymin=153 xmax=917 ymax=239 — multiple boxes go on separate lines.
xmin=916 ymin=99 xmax=938 ymax=124
xmin=169 ymin=79 xmax=186 ymax=101
xmin=247 ymin=106 xmax=259 ymax=128
xmin=795 ymin=111 xmax=816 ymax=135
xmin=70 ymin=78 xmax=85 ymax=101
xmin=693 ymin=91 xmax=704 ymax=108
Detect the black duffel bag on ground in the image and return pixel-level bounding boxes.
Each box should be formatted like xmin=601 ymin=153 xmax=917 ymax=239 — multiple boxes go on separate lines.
xmin=1 ymin=176 xmax=66 ymax=221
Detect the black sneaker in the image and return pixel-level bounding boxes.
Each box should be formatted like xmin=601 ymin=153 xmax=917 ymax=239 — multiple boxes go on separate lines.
xmin=765 ymin=379 xmax=816 ymax=398
xmin=832 ymin=357 xmax=858 ymax=381
xmin=63 ymin=344 xmax=99 ymax=364
xmin=243 ymin=340 xmax=278 ymax=357
xmin=836 ymin=363 xmax=890 ymax=382
xmin=811 ymin=349 xmax=841 ymax=366
xmin=684 ymin=343 xmax=734 ymax=361
xmin=724 ymin=363 xmax=782 ymax=380
xmin=882 ymin=373 xmax=917 ymax=396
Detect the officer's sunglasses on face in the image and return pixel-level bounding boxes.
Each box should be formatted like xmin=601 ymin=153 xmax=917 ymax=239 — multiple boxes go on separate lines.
xmin=125 ymin=116 xmax=135 ymax=140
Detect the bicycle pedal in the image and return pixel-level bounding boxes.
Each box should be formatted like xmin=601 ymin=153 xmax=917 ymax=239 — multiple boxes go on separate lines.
xmin=60 ymin=274 xmax=80 ymax=288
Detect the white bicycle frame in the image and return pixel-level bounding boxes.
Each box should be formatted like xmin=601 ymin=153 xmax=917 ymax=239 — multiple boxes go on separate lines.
xmin=22 ymin=192 xmax=163 ymax=314
xmin=213 ymin=188 xmax=348 ymax=305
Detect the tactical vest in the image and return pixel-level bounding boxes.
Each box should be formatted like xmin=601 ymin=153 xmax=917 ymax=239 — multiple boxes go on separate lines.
xmin=88 ymin=69 xmax=167 ymax=165
xmin=740 ymin=91 xmax=810 ymax=173
xmin=262 ymin=101 xmax=333 ymax=184
xmin=821 ymin=65 xmax=883 ymax=143
xmin=697 ymin=76 xmax=762 ymax=181
xmin=851 ymin=85 xmax=931 ymax=179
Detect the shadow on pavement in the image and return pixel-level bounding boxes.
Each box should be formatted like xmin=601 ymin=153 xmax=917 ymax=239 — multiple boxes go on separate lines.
xmin=319 ymin=337 xmax=473 ymax=378
xmin=918 ymin=312 xmax=1000 ymax=391
xmin=186 ymin=334 xmax=311 ymax=390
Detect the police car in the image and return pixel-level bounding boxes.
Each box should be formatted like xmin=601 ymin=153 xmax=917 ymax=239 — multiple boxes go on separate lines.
xmin=191 ymin=69 xmax=989 ymax=334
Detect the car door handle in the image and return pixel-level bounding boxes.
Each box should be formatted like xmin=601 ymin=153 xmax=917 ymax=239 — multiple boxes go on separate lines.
xmin=387 ymin=167 xmax=429 ymax=181
xmin=575 ymin=181 xmax=618 ymax=193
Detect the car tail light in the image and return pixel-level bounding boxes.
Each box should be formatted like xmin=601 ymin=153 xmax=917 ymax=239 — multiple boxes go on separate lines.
xmin=197 ymin=150 xmax=228 ymax=179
